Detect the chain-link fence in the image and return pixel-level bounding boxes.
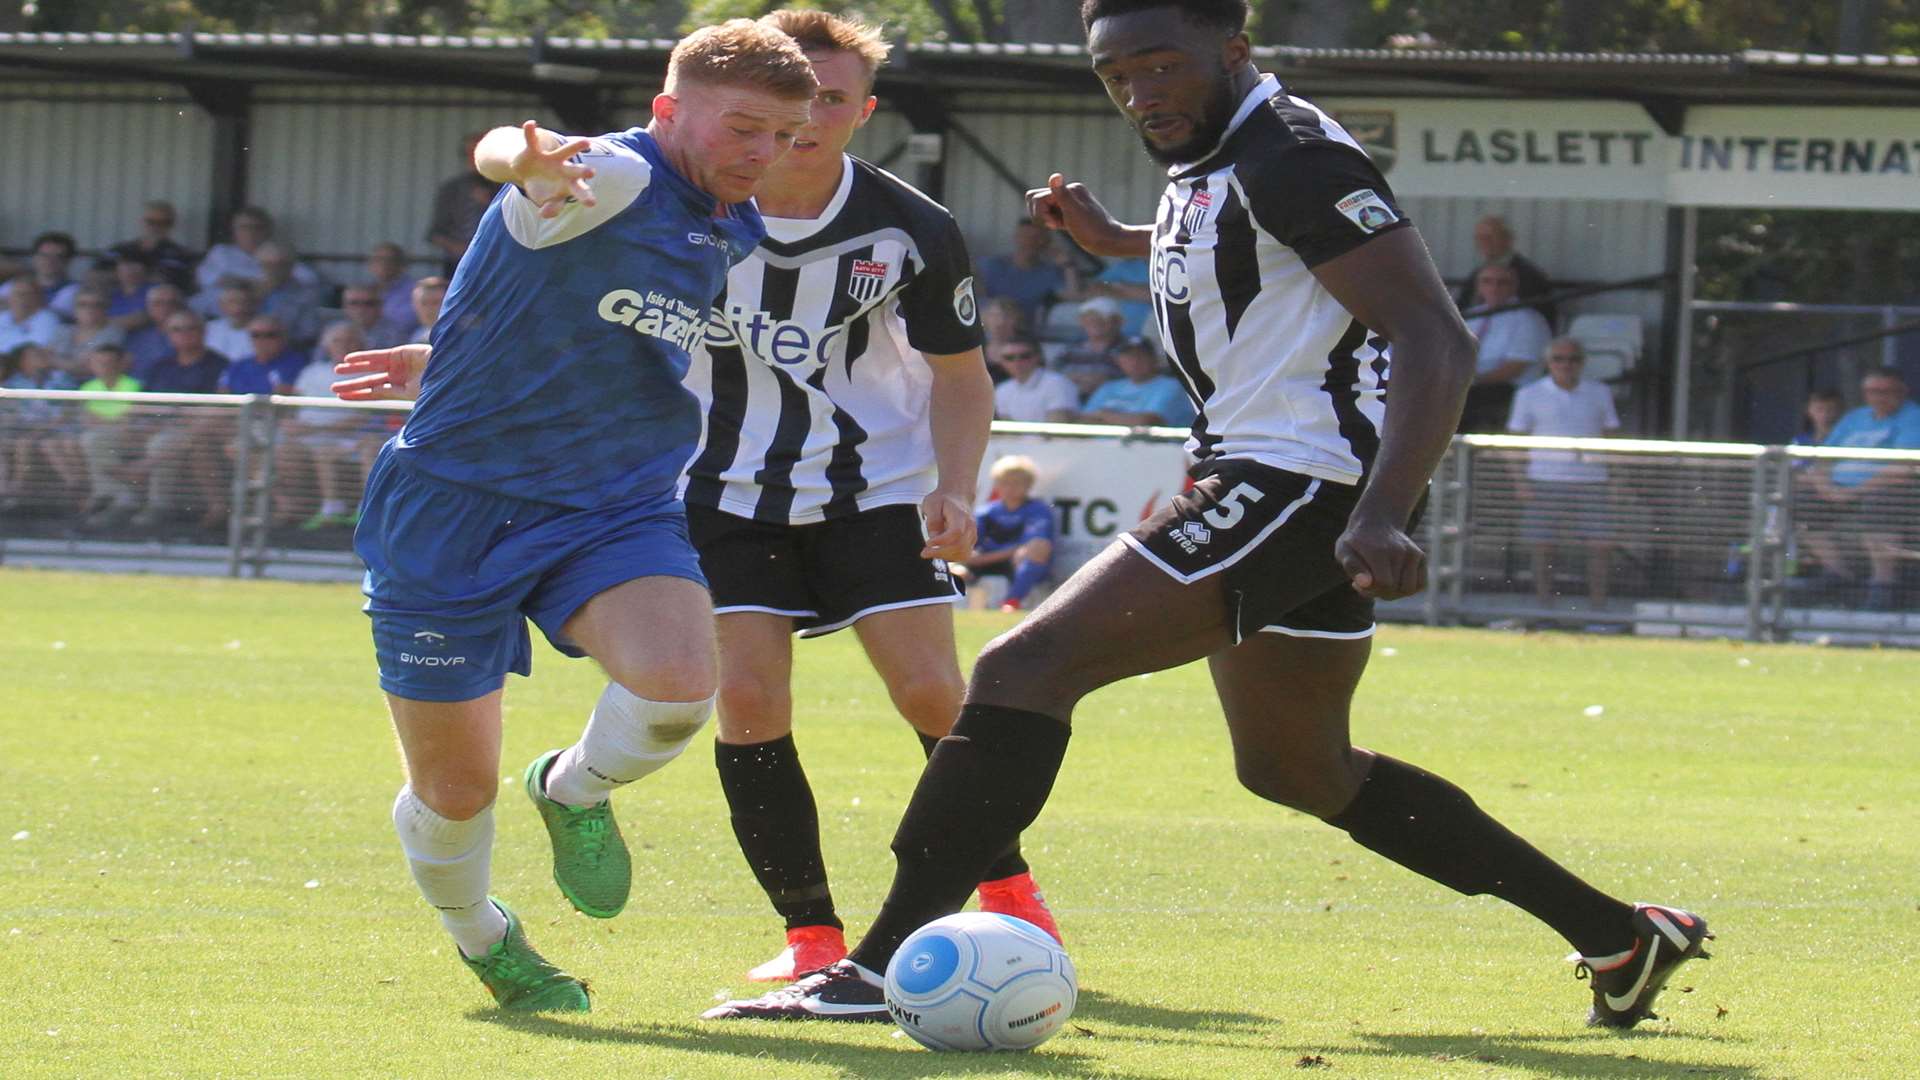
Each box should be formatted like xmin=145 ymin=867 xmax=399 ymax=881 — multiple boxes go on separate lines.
xmin=4 ymin=392 xmax=1918 ymax=644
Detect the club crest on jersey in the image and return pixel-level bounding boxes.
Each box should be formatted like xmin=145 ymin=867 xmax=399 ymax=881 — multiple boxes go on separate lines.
xmin=953 ymin=276 xmax=978 ymax=326
xmin=1181 ymin=188 xmax=1215 ymax=235
xmin=848 ymin=259 xmax=891 ymax=305
xmin=1335 ymin=189 xmax=1399 ymax=234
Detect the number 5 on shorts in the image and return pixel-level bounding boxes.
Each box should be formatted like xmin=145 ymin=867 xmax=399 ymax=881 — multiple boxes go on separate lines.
xmin=1202 ymin=482 xmax=1266 ymax=529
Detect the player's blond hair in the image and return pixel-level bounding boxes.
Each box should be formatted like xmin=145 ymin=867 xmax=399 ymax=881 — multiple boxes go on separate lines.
xmin=990 ymin=455 xmax=1039 ymax=484
xmin=666 ymin=19 xmax=819 ymax=101
xmin=757 ymin=9 xmax=891 ymax=87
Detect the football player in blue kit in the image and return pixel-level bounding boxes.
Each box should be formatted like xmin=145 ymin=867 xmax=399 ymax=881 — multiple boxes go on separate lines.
xmin=330 ymin=21 xmax=817 ymax=1012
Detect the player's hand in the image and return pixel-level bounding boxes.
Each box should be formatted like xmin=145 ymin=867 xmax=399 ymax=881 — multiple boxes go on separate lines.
xmin=920 ymin=489 xmax=977 ymax=562
xmin=511 ymin=120 xmax=596 ymax=219
xmin=1026 ymin=174 xmax=1124 ymax=251
xmin=1335 ymin=511 xmax=1427 ymax=601
xmin=333 ymin=344 xmax=432 ymax=402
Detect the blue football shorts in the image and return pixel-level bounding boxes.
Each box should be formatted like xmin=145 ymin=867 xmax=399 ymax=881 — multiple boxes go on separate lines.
xmin=355 ymin=447 xmax=706 ymax=703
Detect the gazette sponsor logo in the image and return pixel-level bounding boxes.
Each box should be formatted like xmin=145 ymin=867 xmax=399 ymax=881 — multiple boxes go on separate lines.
xmin=598 ymin=289 xmax=708 ymax=353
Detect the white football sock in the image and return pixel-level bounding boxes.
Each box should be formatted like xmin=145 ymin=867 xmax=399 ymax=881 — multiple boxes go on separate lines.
xmin=392 ymin=786 xmax=507 ymax=958
xmin=542 ymin=683 xmax=714 ymax=808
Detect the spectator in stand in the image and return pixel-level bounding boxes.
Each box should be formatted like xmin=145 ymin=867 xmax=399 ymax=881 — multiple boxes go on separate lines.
xmin=1456 ymin=214 xmax=1554 ymax=324
xmin=365 ymin=242 xmax=419 ymax=332
xmin=280 ymin=321 xmax=375 ymax=530
xmin=1078 ymin=255 xmax=1153 ymax=337
xmin=110 ymin=200 xmax=197 ymax=292
xmin=219 ymin=315 xmax=303 ymax=395
xmin=1054 ymin=296 xmax=1127 ymax=401
xmin=131 ymin=310 xmax=229 ymax=526
xmin=106 ymin=252 xmax=155 ymax=332
xmin=407 ymin=276 xmax=448 ymax=343
xmin=194 ymin=207 xmax=322 ymax=314
xmin=205 ymin=278 xmax=261 ymax=362
xmin=253 ymin=242 xmax=323 ymax=348
xmin=981 ymin=296 xmax=1029 ymax=347
xmin=336 ymin=283 xmax=409 ymax=351
xmin=124 ymin=283 xmax=186 ymax=381
xmin=11 ymin=232 xmax=84 ymax=319
xmin=1 ymin=344 xmax=80 ymax=512
xmin=978 ymin=220 xmax=1075 ymax=328
xmin=427 ymin=131 xmax=493 ymax=274
xmin=1794 ymin=388 xmax=1845 ymax=448
xmin=1507 ymin=338 xmax=1621 ymax=614
xmin=1460 ymin=263 xmax=1551 ymax=433
xmin=63 ymin=288 xmax=126 ymax=375
xmin=1079 ymin=338 xmax=1198 ymax=428
xmin=991 ymin=336 xmax=1079 ymax=423
xmin=1 ymin=275 xmax=71 ymax=357
xmin=956 ymin=455 xmax=1056 ymax=613
xmin=1801 ymin=367 xmax=1920 ymax=611
xmin=70 ymin=344 xmax=145 ymax=524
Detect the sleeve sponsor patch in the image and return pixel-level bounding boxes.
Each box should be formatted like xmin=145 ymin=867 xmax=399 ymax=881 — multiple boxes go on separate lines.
xmin=1334 ymin=189 xmax=1399 ymax=234
xmin=953 ymin=276 xmax=979 ymax=326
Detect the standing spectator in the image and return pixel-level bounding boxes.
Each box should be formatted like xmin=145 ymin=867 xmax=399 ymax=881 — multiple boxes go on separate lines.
xmin=1456 ymin=214 xmax=1554 ymax=324
xmin=1 ymin=344 xmax=79 ymax=512
xmin=71 ymin=344 xmax=145 ymax=523
xmin=1079 ymin=255 xmax=1153 ymax=336
xmin=408 ymin=276 xmax=448 ymax=343
xmin=124 ymin=284 xmax=186 ymax=381
xmin=426 ymin=131 xmax=493 ymax=275
xmin=1508 ymin=338 xmax=1621 ymax=613
xmin=193 ymin=207 xmax=322 ymax=313
xmin=1080 ymin=338 xmax=1198 ymax=427
xmin=1054 ymin=296 xmax=1128 ymax=400
xmin=106 ymin=253 xmax=155 ymax=332
xmin=365 ymin=242 xmax=419 ymax=331
xmin=0 ymin=275 xmax=71 ymax=357
xmin=1794 ymin=388 xmax=1845 ymax=448
xmin=110 ymin=200 xmax=197 ymax=292
xmin=254 ymin=242 xmax=323 ymax=348
xmin=978 ymin=220 xmax=1073 ymax=328
xmin=957 ymin=455 xmax=1056 ymax=613
xmin=1460 ymin=263 xmax=1551 ymax=432
xmin=991 ymin=337 xmax=1079 ymax=423
xmin=63 ymin=288 xmax=126 ymax=375
xmin=1801 ymin=367 xmax=1920 ymax=610
xmin=218 ymin=316 xmax=302 ymax=395
xmin=132 ymin=311 xmax=229 ymax=525
xmin=337 ymin=283 xmax=409 ymax=351
xmin=204 ymin=278 xmax=262 ymax=362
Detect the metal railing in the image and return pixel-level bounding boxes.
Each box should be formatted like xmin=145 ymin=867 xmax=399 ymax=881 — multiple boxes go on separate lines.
xmin=3 ymin=392 xmax=1917 ymax=645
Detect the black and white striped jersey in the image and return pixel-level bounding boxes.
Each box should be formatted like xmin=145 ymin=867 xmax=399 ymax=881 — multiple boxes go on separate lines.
xmin=1151 ymin=74 xmax=1409 ymax=485
xmin=681 ymin=155 xmax=984 ymax=523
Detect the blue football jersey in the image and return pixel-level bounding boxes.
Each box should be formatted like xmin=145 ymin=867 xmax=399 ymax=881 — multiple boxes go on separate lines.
xmin=393 ymin=128 xmax=765 ymax=508
xmin=977 ymin=498 xmax=1055 ymax=550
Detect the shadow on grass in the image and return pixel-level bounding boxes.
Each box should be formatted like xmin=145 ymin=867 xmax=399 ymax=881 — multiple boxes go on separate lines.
xmin=469 ymin=1012 xmax=1163 ymax=1080
xmin=1331 ymin=1030 xmax=1762 ymax=1079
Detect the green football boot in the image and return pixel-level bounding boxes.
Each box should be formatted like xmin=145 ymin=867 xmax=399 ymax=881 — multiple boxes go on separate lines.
xmin=460 ymin=899 xmax=591 ymax=1013
xmin=523 ymin=749 xmax=632 ymax=918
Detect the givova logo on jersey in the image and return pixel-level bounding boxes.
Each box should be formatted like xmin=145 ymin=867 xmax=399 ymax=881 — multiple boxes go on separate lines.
xmin=598 ymin=289 xmax=707 ymax=354
xmin=705 ymin=302 xmax=844 ymax=377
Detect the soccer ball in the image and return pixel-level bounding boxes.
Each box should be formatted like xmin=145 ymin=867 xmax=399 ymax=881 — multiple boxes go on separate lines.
xmin=883 ymin=912 xmax=1077 ymax=1052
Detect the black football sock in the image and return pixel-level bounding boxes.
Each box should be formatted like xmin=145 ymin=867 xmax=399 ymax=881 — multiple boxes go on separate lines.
xmin=1326 ymin=755 xmax=1635 ymax=958
xmin=714 ymin=735 xmax=842 ymax=931
xmin=917 ymin=731 xmax=1030 ymax=882
xmin=849 ymin=705 xmax=1069 ymax=971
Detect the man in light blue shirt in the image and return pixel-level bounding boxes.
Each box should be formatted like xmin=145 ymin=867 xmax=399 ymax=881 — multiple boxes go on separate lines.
xmin=1803 ymin=367 xmax=1920 ymax=610
xmin=1080 ymin=338 xmax=1197 ymax=427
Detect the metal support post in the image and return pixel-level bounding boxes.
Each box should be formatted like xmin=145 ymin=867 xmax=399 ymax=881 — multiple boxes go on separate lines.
xmin=226 ymin=396 xmax=257 ymax=578
xmin=1446 ymin=441 xmax=1473 ymax=620
xmin=1742 ymin=448 xmax=1787 ymax=641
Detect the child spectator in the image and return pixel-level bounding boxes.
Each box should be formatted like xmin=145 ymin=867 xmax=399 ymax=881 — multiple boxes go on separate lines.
xmin=1794 ymin=388 xmax=1845 ymax=448
xmin=958 ymin=455 xmax=1056 ymax=612
xmin=1080 ymin=338 xmax=1197 ymax=427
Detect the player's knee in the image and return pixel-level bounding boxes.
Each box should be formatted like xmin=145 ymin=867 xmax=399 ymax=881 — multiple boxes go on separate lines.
xmin=410 ymin=775 xmax=498 ymax=822
xmin=716 ymin=671 xmax=793 ymax=736
xmin=887 ymin=669 xmax=964 ymax=733
xmin=607 ymin=645 xmax=717 ymax=703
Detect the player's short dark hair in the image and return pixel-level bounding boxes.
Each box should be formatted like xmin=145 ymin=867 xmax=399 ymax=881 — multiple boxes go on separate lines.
xmin=1080 ymin=0 xmax=1250 ymax=35
xmin=32 ymin=231 xmax=76 ymax=257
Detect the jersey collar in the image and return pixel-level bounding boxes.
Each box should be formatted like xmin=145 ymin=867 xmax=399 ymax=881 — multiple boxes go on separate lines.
xmin=759 ymin=154 xmax=855 ymax=244
xmin=1166 ymin=72 xmax=1282 ymax=178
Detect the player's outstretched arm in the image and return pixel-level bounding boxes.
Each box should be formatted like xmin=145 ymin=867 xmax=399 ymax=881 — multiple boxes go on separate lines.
xmin=1025 ymin=174 xmax=1152 ymax=259
xmin=1312 ymin=227 xmax=1477 ymax=601
xmin=334 ymin=344 xmax=433 ymax=402
xmin=475 ymin=121 xmax=597 ymax=219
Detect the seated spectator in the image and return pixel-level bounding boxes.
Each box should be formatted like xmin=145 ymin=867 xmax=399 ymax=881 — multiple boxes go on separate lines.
xmin=336 ymin=283 xmax=409 ymax=352
xmin=1 ymin=344 xmax=80 ymax=512
xmin=205 ymin=278 xmax=262 ymax=362
xmin=11 ymin=231 xmax=84 ymax=319
xmin=1801 ymin=367 xmax=1920 ymax=611
xmin=1793 ymin=388 xmax=1845 ymax=448
xmin=143 ymin=311 xmax=228 ymax=395
xmin=63 ymin=289 xmax=126 ymax=375
xmin=1054 ymin=297 xmax=1127 ymax=400
xmin=365 ymin=242 xmax=419 ymax=332
xmin=1079 ymin=255 xmax=1152 ymax=336
xmin=979 ymin=220 xmax=1073 ymax=328
xmin=106 ymin=253 xmax=156 ymax=332
xmin=279 ymin=321 xmax=376 ymax=530
xmin=0 ymin=274 xmax=71 ymax=357
xmin=218 ymin=316 xmax=304 ymax=395
xmin=428 ymin=132 xmax=493 ymax=275
xmin=70 ymin=344 xmax=145 ymax=524
xmin=1080 ymin=339 xmax=1197 ymax=427
xmin=109 ymin=200 xmax=196 ymax=293
xmin=956 ymin=454 xmax=1055 ymax=613
xmin=124 ymin=284 xmax=187 ymax=381
xmin=1506 ymin=338 xmax=1621 ymax=612
xmin=193 ymin=207 xmax=321 ymax=314
xmin=991 ymin=337 xmax=1079 ymax=423
xmin=408 ymin=276 xmax=448 ymax=343
xmin=1456 ymin=215 xmax=1554 ymax=324
xmin=1460 ymin=263 xmax=1551 ymax=432
xmin=131 ymin=311 xmax=229 ymax=525
xmin=254 ymin=241 xmax=323 ymax=348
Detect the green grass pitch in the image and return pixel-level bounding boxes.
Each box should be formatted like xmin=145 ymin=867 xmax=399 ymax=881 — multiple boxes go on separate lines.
xmin=1 ymin=567 xmax=1915 ymax=1078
